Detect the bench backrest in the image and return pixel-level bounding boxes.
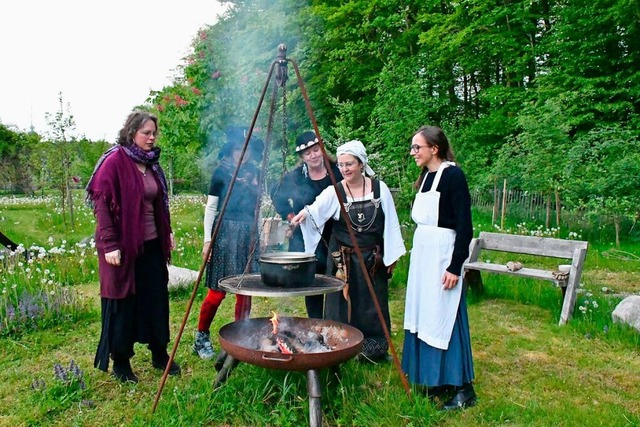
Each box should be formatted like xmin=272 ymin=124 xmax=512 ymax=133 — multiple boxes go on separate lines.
xmin=476 ymin=232 xmax=588 ymax=259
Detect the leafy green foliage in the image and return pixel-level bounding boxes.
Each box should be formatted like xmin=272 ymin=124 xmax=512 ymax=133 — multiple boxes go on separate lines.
xmin=1 ymin=0 xmax=638 ymax=240
xmin=565 ymin=125 xmax=640 ymax=245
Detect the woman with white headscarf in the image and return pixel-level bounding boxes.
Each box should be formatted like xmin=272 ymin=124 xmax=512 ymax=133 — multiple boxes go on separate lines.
xmin=290 ymin=140 xmax=406 ymax=362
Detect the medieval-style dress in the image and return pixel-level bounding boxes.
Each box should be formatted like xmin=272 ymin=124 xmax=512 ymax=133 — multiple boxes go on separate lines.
xmin=401 ymin=162 xmax=475 ymax=387
xmin=87 ymin=146 xmax=173 ymax=372
xmin=204 ymin=159 xmax=261 ymax=319
xmin=270 ymin=162 xmax=342 ymax=318
xmin=299 ymin=178 xmax=405 ymax=359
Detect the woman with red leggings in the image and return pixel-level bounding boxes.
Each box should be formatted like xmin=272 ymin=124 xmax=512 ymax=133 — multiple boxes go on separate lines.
xmin=193 ymin=128 xmax=263 ymax=359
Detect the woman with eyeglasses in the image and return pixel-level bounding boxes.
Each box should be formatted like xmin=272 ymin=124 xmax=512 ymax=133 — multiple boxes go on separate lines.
xmin=402 ymin=126 xmax=476 ymax=410
xmin=290 ymin=140 xmax=406 ymax=362
xmin=86 ymin=110 xmax=180 ymax=383
xmin=270 ymin=131 xmax=342 ymax=318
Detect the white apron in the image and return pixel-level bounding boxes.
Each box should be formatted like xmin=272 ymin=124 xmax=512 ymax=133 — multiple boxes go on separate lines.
xmin=403 ymin=162 xmax=463 ymax=350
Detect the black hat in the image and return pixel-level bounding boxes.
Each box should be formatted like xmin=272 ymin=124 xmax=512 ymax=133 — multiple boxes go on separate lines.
xmin=295 ymin=131 xmax=319 ymax=153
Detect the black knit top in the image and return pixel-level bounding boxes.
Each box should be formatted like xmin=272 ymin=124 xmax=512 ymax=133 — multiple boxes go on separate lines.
xmin=418 ymin=165 xmax=473 ymax=274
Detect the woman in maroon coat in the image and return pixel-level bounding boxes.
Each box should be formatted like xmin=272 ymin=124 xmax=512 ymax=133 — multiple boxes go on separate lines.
xmin=86 ymin=111 xmax=180 ymax=383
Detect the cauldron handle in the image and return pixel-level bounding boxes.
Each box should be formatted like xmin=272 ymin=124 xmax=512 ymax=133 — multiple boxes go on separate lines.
xmin=261 ymin=354 xmax=294 ymax=362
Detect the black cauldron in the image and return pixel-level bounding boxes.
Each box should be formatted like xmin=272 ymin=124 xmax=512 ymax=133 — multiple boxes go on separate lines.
xmin=259 ymin=252 xmax=316 ymax=287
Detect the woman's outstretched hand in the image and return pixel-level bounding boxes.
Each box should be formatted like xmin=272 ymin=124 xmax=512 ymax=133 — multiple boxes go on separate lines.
xmin=289 ymin=210 xmax=307 ymax=227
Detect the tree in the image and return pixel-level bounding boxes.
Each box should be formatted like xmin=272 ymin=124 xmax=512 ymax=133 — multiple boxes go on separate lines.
xmin=0 ymin=124 xmax=39 ymax=194
xmin=495 ymin=97 xmax=572 ymax=228
xmin=565 ymin=125 xmax=640 ymax=247
xmin=45 ymin=92 xmax=78 ymax=228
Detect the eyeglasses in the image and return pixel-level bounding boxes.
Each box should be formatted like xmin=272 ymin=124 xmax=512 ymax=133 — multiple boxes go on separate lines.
xmin=337 ymin=161 xmax=358 ymax=169
xmin=410 ymin=144 xmax=429 ymax=153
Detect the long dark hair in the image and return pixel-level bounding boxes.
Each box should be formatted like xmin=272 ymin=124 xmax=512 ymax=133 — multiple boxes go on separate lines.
xmin=116 ymin=111 xmax=158 ymax=147
xmin=413 ymin=126 xmax=456 ymax=189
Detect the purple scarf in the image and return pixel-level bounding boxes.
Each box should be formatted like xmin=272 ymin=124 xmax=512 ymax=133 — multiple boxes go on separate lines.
xmin=86 ymin=144 xmax=170 ymax=217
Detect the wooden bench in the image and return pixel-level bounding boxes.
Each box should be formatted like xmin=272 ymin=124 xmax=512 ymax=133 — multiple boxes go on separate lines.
xmin=463 ymin=232 xmax=588 ymax=325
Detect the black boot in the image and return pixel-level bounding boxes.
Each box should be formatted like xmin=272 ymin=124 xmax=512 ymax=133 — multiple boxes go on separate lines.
xmin=442 ymin=383 xmax=477 ymax=410
xmin=112 ymin=359 xmax=138 ymax=383
xmin=151 ymin=348 xmax=181 ymax=376
xmin=426 ymin=385 xmax=452 ymax=402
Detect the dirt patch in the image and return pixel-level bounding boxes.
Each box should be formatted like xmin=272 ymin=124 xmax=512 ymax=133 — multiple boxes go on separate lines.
xmin=584 ymin=269 xmax=640 ymax=295
xmin=519 ymin=351 xmax=552 ymax=363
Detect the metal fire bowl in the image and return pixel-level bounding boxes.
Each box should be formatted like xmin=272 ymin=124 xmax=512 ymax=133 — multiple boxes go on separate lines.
xmin=218 ymin=317 xmax=364 ymax=371
xmin=218 ymin=274 xmax=344 ymax=297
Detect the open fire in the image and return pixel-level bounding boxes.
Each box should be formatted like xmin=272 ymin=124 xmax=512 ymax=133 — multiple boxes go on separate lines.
xmin=258 ymin=312 xmax=348 ymax=354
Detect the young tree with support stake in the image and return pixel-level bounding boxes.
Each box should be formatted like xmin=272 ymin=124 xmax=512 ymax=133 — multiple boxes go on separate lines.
xmin=45 ymin=92 xmax=78 ymax=229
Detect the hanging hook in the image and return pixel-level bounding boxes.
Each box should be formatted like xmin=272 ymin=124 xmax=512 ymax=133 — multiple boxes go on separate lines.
xmin=275 ymin=43 xmax=288 ymax=88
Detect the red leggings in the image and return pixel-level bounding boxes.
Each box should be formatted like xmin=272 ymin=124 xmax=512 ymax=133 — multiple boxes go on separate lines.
xmin=197 ymin=289 xmax=251 ymax=333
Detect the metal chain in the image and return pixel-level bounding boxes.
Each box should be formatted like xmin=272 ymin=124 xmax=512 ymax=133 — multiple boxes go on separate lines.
xmin=280 ymin=86 xmax=288 ymax=177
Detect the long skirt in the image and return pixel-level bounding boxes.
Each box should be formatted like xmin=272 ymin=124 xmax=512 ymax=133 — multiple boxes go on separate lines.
xmin=205 ymin=218 xmax=259 ymax=290
xmin=401 ymin=289 xmax=475 ymax=387
xmin=325 ymin=247 xmax=390 ymax=358
xmin=94 ymin=239 xmax=169 ymax=371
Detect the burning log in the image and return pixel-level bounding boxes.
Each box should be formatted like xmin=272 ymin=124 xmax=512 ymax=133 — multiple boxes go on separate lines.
xmin=276 ymin=337 xmax=295 ymax=354
xmin=258 ymin=314 xmax=333 ymax=354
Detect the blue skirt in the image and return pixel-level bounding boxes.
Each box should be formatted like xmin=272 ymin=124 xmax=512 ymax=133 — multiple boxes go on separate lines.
xmin=401 ymin=290 xmax=475 ymax=387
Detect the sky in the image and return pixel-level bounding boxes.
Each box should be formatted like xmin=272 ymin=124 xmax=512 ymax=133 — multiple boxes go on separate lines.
xmin=0 ymin=0 xmax=228 ymax=143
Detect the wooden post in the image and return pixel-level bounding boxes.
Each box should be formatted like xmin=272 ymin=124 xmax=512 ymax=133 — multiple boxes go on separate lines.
xmin=500 ymin=179 xmax=507 ymax=231
xmin=545 ymin=191 xmax=551 ymax=229
xmin=555 ymin=187 xmax=561 ymax=229
xmin=492 ymin=179 xmax=498 ymax=226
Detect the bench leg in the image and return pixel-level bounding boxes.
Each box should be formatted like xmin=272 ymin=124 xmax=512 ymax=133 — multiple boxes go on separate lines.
xmin=560 ymin=275 xmax=582 ymax=325
xmin=559 ymin=248 xmax=587 ymax=325
xmin=464 ymin=270 xmax=484 ymax=295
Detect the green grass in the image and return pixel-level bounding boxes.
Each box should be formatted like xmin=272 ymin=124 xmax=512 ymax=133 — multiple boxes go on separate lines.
xmin=1 ymin=195 xmax=639 ymax=426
